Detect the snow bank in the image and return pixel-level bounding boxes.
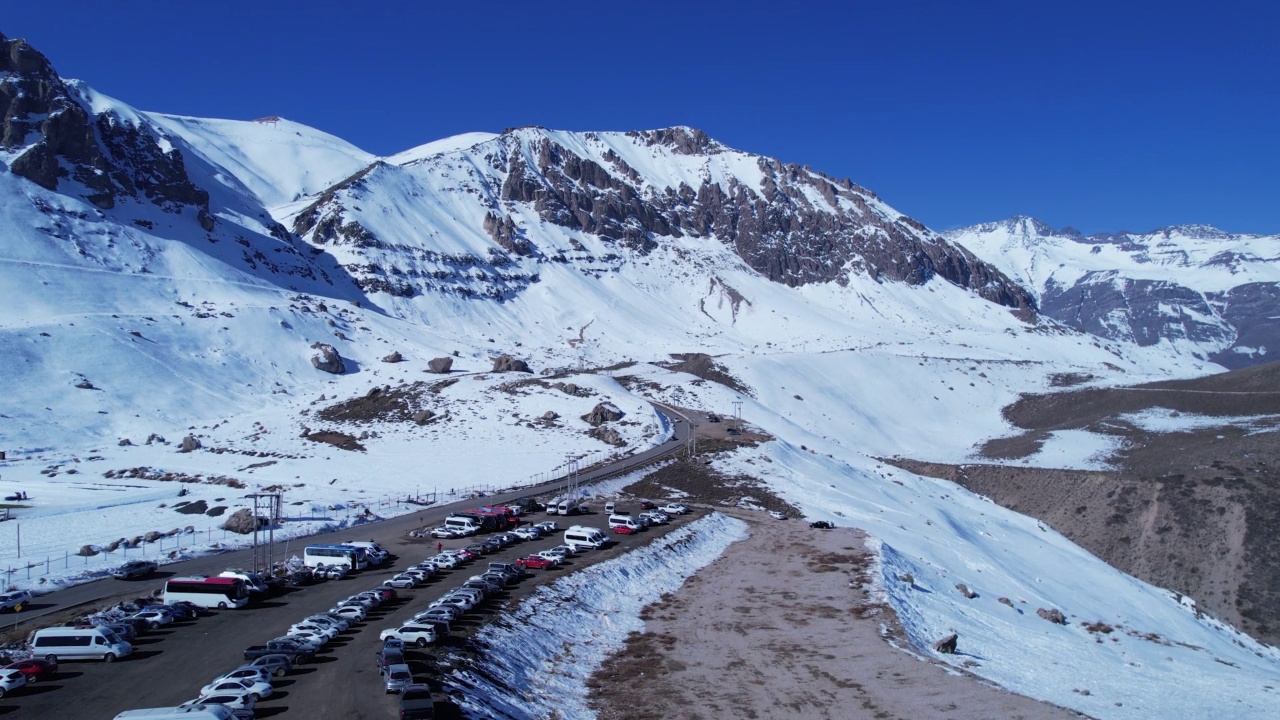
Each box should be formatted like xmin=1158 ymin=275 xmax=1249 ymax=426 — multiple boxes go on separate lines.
xmin=442 ymin=512 xmax=748 ymax=719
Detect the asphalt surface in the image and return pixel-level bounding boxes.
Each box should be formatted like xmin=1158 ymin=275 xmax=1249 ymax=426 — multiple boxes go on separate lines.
xmin=0 ymin=407 xmax=695 ymax=718
xmin=5 ymin=406 xmax=690 ymax=630
xmin=0 ymin=508 xmax=702 ymax=719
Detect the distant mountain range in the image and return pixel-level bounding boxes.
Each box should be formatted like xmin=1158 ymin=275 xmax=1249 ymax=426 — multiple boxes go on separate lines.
xmin=946 ymin=217 xmax=1280 ymax=369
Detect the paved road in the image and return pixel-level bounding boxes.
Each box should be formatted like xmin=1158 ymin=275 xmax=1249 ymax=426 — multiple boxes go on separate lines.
xmin=5 ymin=406 xmax=690 ymax=633
xmin=0 ymin=506 xmax=702 ymax=719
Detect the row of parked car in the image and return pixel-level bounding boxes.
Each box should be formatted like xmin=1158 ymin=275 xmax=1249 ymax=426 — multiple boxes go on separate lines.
xmin=372 ymin=545 xmax=542 ymax=718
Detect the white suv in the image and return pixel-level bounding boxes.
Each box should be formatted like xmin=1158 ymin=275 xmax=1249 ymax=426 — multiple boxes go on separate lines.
xmin=0 ymin=590 xmax=33 ymax=613
xmin=379 ymin=624 xmax=437 ymax=647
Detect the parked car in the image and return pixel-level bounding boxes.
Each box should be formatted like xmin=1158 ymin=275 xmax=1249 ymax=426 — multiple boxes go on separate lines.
xmin=521 ymin=555 xmax=556 ymax=570
xmin=612 ymin=524 xmax=639 ymax=535
xmin=414 ymin=604 xmax=462 ymax=622
xmin=316 ymin=564 xmax=349 ymax=580
xmin=384 ymin=663 xmax=414 ymax=693
xmin=534 ymin=520 xmax=559 ymax=533
xmin=809 ymin=520 xmax=835 ymax=529
xmin=399 ymin=685 xmax=436 ymax=720
xmin=769 ymin=510 xmax=787 ymax=520
xmin=0 ymin=590 xmax=34 ymax=613
xmin=179 ymin=694 xmax=255 ymax=720
xmin=244 ymin=653 xmax=293 ymax=677
xmin=211 ymin=666 xmax=273 ymax=686
xmin=3 ymin=658 xmax=57 ymax=683
xmin=660 ymin=503 xmax=688 ymax=515
xmin=375 ymin=646 xmax=406 ymax=675
xmin=111 ymin=560 xmax=159 ymax=580
xmin=0 ymin=668 xmax=26 ymax=699
xmin=286 ymin=629 xmax=332 ymax=648
xmin=372 ymin=587 xmax=399 ymax=602
xmin=329 ymin=604 xmax=367 ymax=622
xmin=384 ymin=574 xmax=419 ymax=589
xmin=513 ymin=527 xmax=541 ymax=541
xmin=128 ymin=608 xmax=175 ymax=629
xmin=379 ymin=624 xmax=437 ymax=647
xmin=430 ymin=526 xmax=458 ymax=539
xmin=288 ymin=623 xmax=339 ymax=642
xmin=430 ymin=554 xmax=460 ymax=569
xmin=199 ymin=677 xmax=273 ymax=701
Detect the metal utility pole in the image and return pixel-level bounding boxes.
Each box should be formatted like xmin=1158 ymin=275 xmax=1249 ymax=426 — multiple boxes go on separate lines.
xmin=732 ymin=400 xmax=743 ymax=432
xmin=248 ymin=492 xmax=282 ymax=576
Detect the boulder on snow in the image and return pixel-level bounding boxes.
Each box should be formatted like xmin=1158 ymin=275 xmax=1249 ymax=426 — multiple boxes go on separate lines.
xmin=178 ymin=435 xmax=202 ymax=453
xmin=582 ymin=402 xmax=624 ymax=426
xmin=222 ymin=508 xmax=267 ymax=534
xmin=1037 ymin=607 xmax=1067 ymax=625
xmin=143 ymin=531 xmax=163 ymax=543
xmin=428 ymin=357 xmax=454 ymax=374
xmin=589 ymin=426 xmax=625 ymax=446
xmin=932 ymin=633 xmax=958 ymax=654
xmin=541 ymin=411 xmax=560 ymax=421
xmin=998 ymin=597 xmax=1014 ymax=607
xmin=491 ymin=354 xmax=531 ymax=373
xmin=382 ymin=351 xmax=403 ymax=363
xmin=412 ymin=409 xmax=436 ymax=425
xmin=956 ymin=583 xmax=977 ymax=599
xmin=75 ymin=380 xmax=95 ymax=389
xmin=77 ymin=545 xmax=99 ymax=557
xmin=310 ymin=342 xmax=346 ymax=374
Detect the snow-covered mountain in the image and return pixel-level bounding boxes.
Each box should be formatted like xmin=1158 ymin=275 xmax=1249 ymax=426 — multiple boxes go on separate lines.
xmin=7 ymin=30 xmax=1280 ymax=719
xmin=946 ymin=216 xmax=1280 ymax=368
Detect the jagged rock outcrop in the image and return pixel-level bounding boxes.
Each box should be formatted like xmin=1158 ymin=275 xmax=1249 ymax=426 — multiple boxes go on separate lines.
xmin=428 ymin=357 xmax=454 ymax=374
xmin=1037 ymin=607 xmax=1067 ymax=625
xmin=222 ymin=508 xmax=266 ymax=534
xmin=310 ymin=342 xmax=346 ymax=374
xmin=932 ymin=633 xmax=958 ymax=654
xmin=491 ymin=354 xmax=531 ymax=373
xmin=582 ymin=402 xmax=624 ymax=426
xmin=381 ymin=351 xmax=403 ymax=363
xmin=1 ymin=33 xmax=211 ymax=216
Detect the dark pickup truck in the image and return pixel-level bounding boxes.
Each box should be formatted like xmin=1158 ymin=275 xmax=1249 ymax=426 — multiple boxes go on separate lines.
xmin=244 ymin=639 xmax=316 ymax=665
xmin=398 ymin=685 xmax=435 ymax=719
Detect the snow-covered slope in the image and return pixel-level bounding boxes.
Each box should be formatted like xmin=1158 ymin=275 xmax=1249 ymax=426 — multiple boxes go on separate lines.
xmin=946 ymin=216 xmax=1280 ymax=368
xmin=146 ymin=113 xmax=376 ymax=209
xmin=5 ymin=30 xmax=1276 ymax=720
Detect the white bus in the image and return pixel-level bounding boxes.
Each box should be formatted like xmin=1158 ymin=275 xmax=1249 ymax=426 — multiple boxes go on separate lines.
xmin=304 ymin=544 xmax=367 ymax=570
xmin=163 ymin=576 xmax=250 ymax=610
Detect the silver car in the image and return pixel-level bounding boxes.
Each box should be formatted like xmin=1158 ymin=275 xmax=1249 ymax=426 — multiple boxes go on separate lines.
xmin=384 ymin=663 xmax=414 ymax=693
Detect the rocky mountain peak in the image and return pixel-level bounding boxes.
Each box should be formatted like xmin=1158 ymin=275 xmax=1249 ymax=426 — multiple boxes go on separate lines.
xmin=1 ymin=33 xmax=210 ymax=221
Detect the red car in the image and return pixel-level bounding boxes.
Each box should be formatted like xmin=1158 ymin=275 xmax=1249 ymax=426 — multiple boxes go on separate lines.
xmin=4 ymin=658 xmax=57 ymax=683
xmin=612 ymin=524 xmax=638 ymax=535
xmin=520 ymin=555 xmax=556 ymax=570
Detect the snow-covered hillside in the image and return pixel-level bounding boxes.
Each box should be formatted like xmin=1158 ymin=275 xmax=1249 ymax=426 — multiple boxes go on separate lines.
xmin=5 ymin=29 xmax=1277 ymax=720
xmin=946 ymin=216 xmax=1280 ymax=367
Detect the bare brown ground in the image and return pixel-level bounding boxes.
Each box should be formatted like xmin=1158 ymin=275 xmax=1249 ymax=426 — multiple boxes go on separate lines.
xmin=588 ymin=507 xmax=1083 ymax=720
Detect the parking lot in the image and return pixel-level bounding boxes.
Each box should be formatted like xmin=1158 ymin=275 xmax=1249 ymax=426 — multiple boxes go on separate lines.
xmin=0 ymin=506 xmax=699 ymax=718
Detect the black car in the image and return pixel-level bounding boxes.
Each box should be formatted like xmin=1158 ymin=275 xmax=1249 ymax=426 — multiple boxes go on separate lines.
xmin=399 ymin=685 xmax=435 ymax=720
xmin=111 ymin=560 xmax=159 ymax=580
xmin=809 ymin=520 xmax=835 ymax=529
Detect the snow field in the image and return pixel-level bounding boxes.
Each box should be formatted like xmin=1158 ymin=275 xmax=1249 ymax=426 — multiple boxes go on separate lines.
xmin=444 ymin=512 xmax=748 ymax=719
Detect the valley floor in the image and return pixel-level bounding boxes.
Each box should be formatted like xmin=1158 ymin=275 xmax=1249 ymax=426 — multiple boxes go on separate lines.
xmin=587 ymin=506 xmax=1082 ymax=720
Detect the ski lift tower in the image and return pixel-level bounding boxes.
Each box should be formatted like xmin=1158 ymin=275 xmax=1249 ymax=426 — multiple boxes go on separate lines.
xmin=247 ymin=492 xmax=282 ymax=577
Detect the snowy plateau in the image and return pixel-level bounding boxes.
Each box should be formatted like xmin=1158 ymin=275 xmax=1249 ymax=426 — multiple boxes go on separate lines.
xmin=2 ymin=32 xmax=1279 ymax=719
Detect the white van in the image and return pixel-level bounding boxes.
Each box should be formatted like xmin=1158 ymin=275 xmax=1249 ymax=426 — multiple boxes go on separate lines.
xmin=32 ymin=626 xmax=133 ymax=663
xmin=563 ymin=526 xmax=607 ymax=551
xmin=343 ymin=540 xmax=388 ymax=565
xmin=604 ymin=501 xmax=616 ymax=514
xmin=444 ymin=516 xmax=480 ymax=534
xmin=608 ymin=515 xmax=641 ymax=532
xmin=557 ymin=499 xmax=579 ymax=516
xmin=113 ymin=705 xmax=237 ymax=720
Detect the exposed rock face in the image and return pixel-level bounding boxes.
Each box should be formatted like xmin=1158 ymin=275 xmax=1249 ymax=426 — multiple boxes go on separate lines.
xmin=590 ymin=426 xmax=625 ymax=446
xmin=1037 ymin=607 xmax=1067 ymax=625
xmin=582 ymin=402 xmax=624 ymax=426
xmin=222 ymin=508 xmax=266 ymax=534
xmin=310 ymin=342 xmax=346 ymax=374
xmin=1 ymin=33 xmax=211 ymax=215
xmin=411 ymin=409 xmax=436 ymax=425
xmin=381 ymin=351 xmax=403 ymax=363
xmin=178 ymin=435 xmax=201 ymax=453
xmin=947 ymin=217 xmax=1280 ymax=368
xmin=491 ymin=354 xmax=531 ymax=373
xmin=932 ymin=633 xmax=958 ymax=654
xmin=428 ymin=357 xmax=454 ymax=374
xmin=290 ymin=126 xmax=1035 ymax=315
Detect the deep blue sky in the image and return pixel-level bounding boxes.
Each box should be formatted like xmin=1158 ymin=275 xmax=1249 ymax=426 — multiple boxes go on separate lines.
xmin=6 ymin=1 xmax=1278 ymax=234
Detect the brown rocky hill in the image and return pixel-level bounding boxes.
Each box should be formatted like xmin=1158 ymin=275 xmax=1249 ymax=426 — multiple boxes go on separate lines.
xmin=892 ymin=360 xmax=1280 ymax=645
